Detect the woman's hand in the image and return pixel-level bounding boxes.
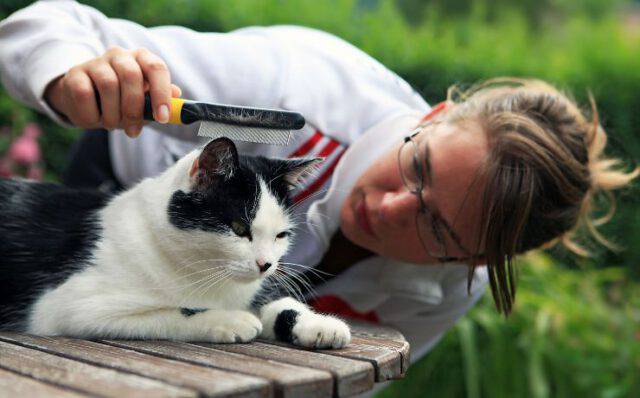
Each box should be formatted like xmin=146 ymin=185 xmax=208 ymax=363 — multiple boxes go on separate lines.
xmin=44 ymin=46 xmax=181 ymax=137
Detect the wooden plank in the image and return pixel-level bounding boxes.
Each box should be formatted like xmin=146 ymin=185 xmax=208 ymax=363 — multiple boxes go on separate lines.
xmin=348 ymin=321 xmax=407 ymax=342
xmin=0 ymin=340 xmax=195 ymax=398
xmin=0 ymin=332 xmax=270 ymax=398
xmin=349 ymin=319 xmax=411 ymax=373
xmin=205 ymin=341 xmax=374 ymax=398
xmin=350 ymin=337 xmax=410 ymax=377
xmin=0 ymin=367 xmax=87 ymax=398
xmin=260 ymin=339 xmax=401 ymax=382
xmin=104 ymin=340 xmax=333 ymax=398
xmin=347 ymin=321 xmax=411 ymax=376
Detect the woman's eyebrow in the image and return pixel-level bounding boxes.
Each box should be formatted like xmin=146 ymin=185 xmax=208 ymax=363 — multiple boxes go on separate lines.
xmin=422 ymin=138 xmax=458 ymax=239
xmin=422 ymin=137 xmax=434 ymax=186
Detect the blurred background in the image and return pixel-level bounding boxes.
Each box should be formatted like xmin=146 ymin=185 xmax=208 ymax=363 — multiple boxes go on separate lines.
xmin=1 ymin=1 xmax=639 ymax=397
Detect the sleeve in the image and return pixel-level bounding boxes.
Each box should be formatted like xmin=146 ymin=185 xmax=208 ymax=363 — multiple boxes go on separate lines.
xmin=270 ymin=26 xmax=429 ymax=144
xmin=0 ymin=1 xmax=289 ymax=129
xmin=395 ymin=266 xmax=488 ymax=360
xmin=0 ymin=0 xmax=106 ymax=126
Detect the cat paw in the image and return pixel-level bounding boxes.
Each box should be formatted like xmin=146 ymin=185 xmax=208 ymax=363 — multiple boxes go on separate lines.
xmin=291 ymin=313 xmax=351 ymax=349
xmin=206 ymin=311 xmax=262 ymax=343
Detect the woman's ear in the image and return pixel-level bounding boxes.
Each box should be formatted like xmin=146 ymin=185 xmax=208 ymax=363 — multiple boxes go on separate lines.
xmin=189 ymin=137 xmax=239 ymax=187
xmin=283 ymin=157 xmax=324 ymax=190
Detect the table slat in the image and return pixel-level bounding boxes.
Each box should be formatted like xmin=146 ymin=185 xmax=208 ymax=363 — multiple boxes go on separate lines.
xmin=349 ymin=321 xmax=407 ymax=342
xmin=204 ymin=341 xmax=374 ymax=398
xmin=350 ymin=336 xmax=410 ymax=376
xmin=104 ymin=340 xmax=333 ymax=398
xmin=0 ymin=368 xmax=87 ymax=398
xmin=260 ymin=339 xmax=401 ymax=382
xmin=0 ymin=332 xmax=270 ymax=398
xmin=348 ymin=322 xmax=411 ymax=375
xmin=0 ymin=340 xmax=195 ymax=398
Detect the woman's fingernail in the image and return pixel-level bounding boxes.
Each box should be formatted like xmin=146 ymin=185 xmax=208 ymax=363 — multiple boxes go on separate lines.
xmin=157 ymin=104 xmax=169 ymax=123
xmin=126 ymin=125 xmax=141 ymax=137
xmin=133 ymin=125 xmax=143 ymax=137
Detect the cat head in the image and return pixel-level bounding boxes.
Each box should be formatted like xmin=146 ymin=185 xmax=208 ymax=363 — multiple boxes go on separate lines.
xmin=167 ymin=138 xmax=320 ymax=281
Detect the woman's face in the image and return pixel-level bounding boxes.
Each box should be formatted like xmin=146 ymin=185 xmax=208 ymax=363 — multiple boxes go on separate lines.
xmin=340 ymin=118 xmax=489 ymax=264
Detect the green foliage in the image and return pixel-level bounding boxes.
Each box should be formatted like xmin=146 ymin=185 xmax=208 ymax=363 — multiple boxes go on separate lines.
xmin=0 ymin=1 xmax=638 ymax=396
xmin=378 ymin=253 xmax=640 ymax=398
xmin=5 ymin=0 xmax=635 ymax=268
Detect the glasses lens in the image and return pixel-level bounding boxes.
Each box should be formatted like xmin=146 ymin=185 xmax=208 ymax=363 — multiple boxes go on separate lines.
xmin=399 ymin=140 xmax=422 ymax=193
xmin=416 ymin=211 xmax=447 ymax=258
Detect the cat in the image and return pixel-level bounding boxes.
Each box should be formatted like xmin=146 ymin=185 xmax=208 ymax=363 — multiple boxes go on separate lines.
xmin=0 ymin=137 xmax=350 ymax=349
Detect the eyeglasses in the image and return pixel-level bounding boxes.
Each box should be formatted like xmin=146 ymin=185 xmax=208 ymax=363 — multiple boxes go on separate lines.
xmin=397 ymin=124 xmax=473 ymax=263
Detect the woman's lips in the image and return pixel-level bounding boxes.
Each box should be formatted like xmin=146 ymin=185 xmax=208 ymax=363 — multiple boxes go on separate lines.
xmin=356 ymin=193 xmax=376 ymax=238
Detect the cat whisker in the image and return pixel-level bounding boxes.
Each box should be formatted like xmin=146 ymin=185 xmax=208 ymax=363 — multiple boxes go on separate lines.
xmin=273 ymin=270 xmax=306 ymax=303
xmin=183 ymin=270 xmax=231 ymax=302
xmin=279 ymin=268 xmax=317 ymax=300
xmin=279 ymin=262 xmax=335 ymax=277
xmin=171 ymin=257 xmax=231 ymax=273
xmin=198 ymin=271 xmax=233 ymax=297
xmin=160 ymin=268 xmax=229 ymax=293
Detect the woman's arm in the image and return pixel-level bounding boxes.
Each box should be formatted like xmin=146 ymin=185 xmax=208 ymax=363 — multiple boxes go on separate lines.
xmin=0 ymin=1 xmax=427 ymax=146
xmin=0 ymin=1 xmax=106 ymax=126
xmin=0 ymin=1 xmax=289 ymax=133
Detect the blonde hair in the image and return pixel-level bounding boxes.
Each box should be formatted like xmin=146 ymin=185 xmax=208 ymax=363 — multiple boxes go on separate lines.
xmin=446 ymin=78 xmax=639 ymax=314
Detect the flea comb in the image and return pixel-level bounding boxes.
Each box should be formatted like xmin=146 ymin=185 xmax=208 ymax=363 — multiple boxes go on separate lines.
xmin=143 ymin=94 xmax=305 ymax=145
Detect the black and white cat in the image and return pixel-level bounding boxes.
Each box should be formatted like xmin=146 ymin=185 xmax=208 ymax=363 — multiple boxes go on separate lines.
xmin=0 ymin=137 xmax=350 ymax=349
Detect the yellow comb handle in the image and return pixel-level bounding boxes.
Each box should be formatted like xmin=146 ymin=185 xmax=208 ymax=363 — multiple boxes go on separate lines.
xmin=169 ymin=98 xmax=185 ymax=125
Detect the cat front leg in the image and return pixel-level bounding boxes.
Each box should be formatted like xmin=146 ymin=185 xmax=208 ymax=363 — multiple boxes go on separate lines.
xmin=175 ymin=308 xmax=263 ymax=343
xmin=259 ymin=297 xmax=351 ymax=349
xmin=29 ymin=295 xmax=262 ymax=343
xmin=179 ymin=308 xmax=262 ymax=343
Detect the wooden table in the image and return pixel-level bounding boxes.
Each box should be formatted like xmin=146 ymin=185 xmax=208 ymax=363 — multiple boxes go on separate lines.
xmin=0 ymin=322 xmax=409 ymax=398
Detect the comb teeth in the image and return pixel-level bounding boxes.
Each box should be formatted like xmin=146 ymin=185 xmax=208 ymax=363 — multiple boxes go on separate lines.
xmin=197 ymin=121 xmax=292 ymax=146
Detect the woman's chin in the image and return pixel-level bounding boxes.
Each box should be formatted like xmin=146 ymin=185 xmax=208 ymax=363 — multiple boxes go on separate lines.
xmin=339 ymin=217 xmax=375 ymax=255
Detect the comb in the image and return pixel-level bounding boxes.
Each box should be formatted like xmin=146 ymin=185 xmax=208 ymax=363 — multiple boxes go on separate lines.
xmin=143 ymin=94 xmax=305 ymax=145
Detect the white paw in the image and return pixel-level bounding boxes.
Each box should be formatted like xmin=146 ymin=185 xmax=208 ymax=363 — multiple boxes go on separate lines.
xmin=292 ymin=313 xmax=351 ymax=349
xmin=206 ymin=311 xmax=262 ymax=343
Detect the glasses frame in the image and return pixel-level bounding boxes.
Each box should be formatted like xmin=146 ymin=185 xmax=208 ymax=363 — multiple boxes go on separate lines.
xmin=398 ymin=124 xmax=474 ymax=263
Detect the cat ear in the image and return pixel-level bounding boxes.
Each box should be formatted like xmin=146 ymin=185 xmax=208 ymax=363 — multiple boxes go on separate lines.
xmin=189 ymin=138 xmax=239 ymax=186
xmin=282 ymin=157 xmax=323 ymax=190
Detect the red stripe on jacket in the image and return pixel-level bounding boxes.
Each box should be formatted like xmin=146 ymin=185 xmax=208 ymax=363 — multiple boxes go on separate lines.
xmin=316 ymin=139 xmax=340 ymax=158
xmin=293 ymin=147 xmax=345 ymax=204
xmin=309 ymin=295 xmax=380 ymax=323
xmin=289 ymin=130 xmax=323 ymax=157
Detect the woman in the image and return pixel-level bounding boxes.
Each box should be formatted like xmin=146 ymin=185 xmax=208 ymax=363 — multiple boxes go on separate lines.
xmin=0 ymin=0 xmax=636 ymax=367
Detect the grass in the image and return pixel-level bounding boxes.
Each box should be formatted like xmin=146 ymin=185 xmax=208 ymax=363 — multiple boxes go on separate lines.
xmin=377 ymin=252 xmax=640 ymax=398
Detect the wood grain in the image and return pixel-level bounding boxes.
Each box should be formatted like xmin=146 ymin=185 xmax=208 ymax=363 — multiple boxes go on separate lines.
xmin=0 ymin=368 xmax=87 ymax=398
xmin=0 ymin=332 xmax=270 ymax=398
xmin=0 ymin=323 xmax=411 ymax=397
xmin=349 ymin=321 xmax=407 ymax=342
xmin=349 ymin=336 xmax=410 ymax=377
xmin=204 ymin=341 xmax=374 ymax=397
xmin=260 ymin=339 xmax=402 ymax=382
xmin=104 ymin=340 xmax=333 ymax=398
xmin=346 ymin=321 xmax=411 ymax=376
xmin=0 ymin=340 xmax=195 ymax=398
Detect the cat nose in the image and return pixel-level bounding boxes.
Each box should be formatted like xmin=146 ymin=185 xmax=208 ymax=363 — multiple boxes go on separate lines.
xmin=256 ymin=260 xmax=272 ymax=273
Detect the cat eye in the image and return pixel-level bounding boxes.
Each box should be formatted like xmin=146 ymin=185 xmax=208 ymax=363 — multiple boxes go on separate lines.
xmin=231 ymin=220 xmax=252 ymax=240
xmin=276 ymin=231 xmax=291 ymax=239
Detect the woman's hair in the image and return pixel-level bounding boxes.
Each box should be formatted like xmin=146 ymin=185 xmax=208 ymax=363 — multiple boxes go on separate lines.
xmin=445 ymin=78 xmax=639 ymax=314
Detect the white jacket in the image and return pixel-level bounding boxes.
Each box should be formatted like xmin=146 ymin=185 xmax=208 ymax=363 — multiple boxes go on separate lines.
xmin=0 ymin=0 xmax=488 ymax=358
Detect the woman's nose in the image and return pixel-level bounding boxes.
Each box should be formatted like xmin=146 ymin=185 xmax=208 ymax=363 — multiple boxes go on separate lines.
xmin=379 ymin=190 xmax=419 ymax=225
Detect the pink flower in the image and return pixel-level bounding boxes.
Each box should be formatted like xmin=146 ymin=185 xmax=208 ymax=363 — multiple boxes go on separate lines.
xmin=9 ymin=122 xmax=42 ymax=165
xmin=0 ymin=123 xmax=44 ymax=180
